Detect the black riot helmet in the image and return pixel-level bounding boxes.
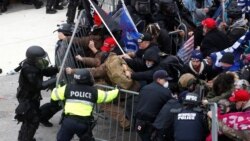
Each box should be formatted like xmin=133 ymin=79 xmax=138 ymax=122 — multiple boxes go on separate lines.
xmin=74 ymin=69 xmax=95 ymax=86
xmin=183 ymin=92 xmax=200 ymax=106
xmin=159 ymin=0 xmax=177 ymax=15
xmin=26 ymin=46 xmax=50 ymax=69
xmin=26 ymin=46 xmax=47 ymax=60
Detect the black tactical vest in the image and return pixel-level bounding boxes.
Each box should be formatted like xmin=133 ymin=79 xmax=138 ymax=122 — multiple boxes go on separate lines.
xmin=65 ymin=84 xmax=98 ymax=104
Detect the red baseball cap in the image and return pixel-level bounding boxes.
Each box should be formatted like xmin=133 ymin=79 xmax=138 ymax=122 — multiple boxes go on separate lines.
xmin=100 ymin=37 xmax=116 ymax=52
xmin=202 ymin=18 xmax=216 ymax=29
xmin=229 ymin=89 xmax=250 ymax=102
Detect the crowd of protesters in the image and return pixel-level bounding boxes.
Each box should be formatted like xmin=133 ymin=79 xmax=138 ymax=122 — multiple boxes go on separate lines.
xmin=13 ymin=0 xmax=250 ymax=140
xmin=54 ymin=0 xmax=250 ymax=140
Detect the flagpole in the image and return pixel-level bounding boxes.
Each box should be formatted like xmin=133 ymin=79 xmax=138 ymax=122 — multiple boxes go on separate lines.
xmin=88 ymin=0 xmax=126 ymax=55
xmin=221 ymin=0 xmax=225 ymax=22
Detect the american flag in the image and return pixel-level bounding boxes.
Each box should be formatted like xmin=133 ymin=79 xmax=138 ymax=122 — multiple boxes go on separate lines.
xmin=177 ymin=35 xmax=194 ymax=64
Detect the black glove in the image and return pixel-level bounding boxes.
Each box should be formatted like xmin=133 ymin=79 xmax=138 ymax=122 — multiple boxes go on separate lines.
xmin=115 ymin=85 xmax=122 ymax=91
xmin=42 ymin=77 xmax=57 ymax=90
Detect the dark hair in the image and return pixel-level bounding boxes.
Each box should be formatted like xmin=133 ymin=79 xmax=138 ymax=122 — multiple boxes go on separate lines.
xmin=145 ymin=23 xmax=161 ymax=39
xmin=212 ymin=73 xmax=235 ymax=96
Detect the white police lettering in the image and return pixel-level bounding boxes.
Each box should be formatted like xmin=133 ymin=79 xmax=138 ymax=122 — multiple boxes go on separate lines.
xmin=74 ymin=74 xmax=80 ymax=80
xmin=177 ymin=113 xmax=196 ymax=120
xmin=70 ymin=91 xmax=92 ymax=99
xmin=186 ymin=95 xmax=197 ymax=101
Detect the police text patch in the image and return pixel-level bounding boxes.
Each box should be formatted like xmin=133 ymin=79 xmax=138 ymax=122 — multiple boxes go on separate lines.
xmin=177 ymin=113 xmax=196 ymax=120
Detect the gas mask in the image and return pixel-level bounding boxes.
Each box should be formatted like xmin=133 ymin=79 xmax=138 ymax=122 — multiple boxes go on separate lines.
xmin=36 ymin=58 xmax=49 ymax=70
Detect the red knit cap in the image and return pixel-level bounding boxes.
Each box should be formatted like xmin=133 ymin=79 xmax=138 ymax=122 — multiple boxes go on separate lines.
xmin=202 ymin=18 xmax=216 ymax=29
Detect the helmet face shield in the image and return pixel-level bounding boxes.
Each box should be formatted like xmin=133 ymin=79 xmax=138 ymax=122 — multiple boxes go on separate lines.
xmin=35 ymin=54 xmax=51 ymax=70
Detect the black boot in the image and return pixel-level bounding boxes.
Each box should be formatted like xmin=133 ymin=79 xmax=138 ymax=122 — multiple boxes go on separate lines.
xmin=0 ymin=4 xmax=7 ymax=12
xmin=40 ymin=120 xmax=53 ymax=127
xmin=54 ymin=5 xmax=63 ymax=10
xmin=34 ymin=0 xmax=43 ymax=9
xmin=21 ymin=0 xmax=33 ymax=5
xmin=46 ymin=8 xmax=57 ymax=14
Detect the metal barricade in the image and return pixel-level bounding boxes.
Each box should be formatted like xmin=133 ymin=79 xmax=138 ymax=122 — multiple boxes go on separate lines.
xmin=168 ymin=29 xmax=186 ymax=55
xmin=93 ymin=84 xmax=139 ymax=141
xmin=53 ymin=1 xmax=190 ymax=141
xmin=209 ymin=103 xmax=218 ymax=141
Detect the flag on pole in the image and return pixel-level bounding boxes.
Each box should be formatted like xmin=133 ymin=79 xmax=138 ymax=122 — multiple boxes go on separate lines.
xmin=88 ymin=0 xmax=125 ymax=54
xmin=209 ymin=30 xmax=250 ymax=70
xmin=238 ymin=0 xmax=250 ymax=13
xmin=177 ymin=35 xmax=194 ymax=64
xmin=112 ymin=3 xmax=141 ymax=52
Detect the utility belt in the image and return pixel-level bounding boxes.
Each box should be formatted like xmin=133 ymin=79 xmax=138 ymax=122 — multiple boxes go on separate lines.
xmin=136 ymin=112 xmax=155 ymax=122
xmin=65 ymin=114 xmax=93 ymax=123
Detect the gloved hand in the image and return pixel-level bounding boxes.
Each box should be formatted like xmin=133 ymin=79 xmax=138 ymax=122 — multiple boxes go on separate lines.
xmin=42 ymin=77 xmax=57 ymax=90
xmin=115 ymin=85 xmax=122 ymax=91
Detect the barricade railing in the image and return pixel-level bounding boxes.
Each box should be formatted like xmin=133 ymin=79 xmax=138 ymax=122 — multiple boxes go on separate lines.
xmin=93 ymin=84 xmax=139 ymax=141
xmin=168 ymin=29 xmax=185 ymax=55
xmin=209 ymin=103 xmax=218 ymax=141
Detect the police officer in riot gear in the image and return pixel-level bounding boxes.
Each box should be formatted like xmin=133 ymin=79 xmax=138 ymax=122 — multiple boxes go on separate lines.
xmin=152 ymin=0 xmax=179 ymax=31
xmin=15 ymin=46 xmax=59 ymax=141
xmin=51 ymin=68 xmax=119 ymax=141
xmin=172 ymin=92 xmax=209 ymax=141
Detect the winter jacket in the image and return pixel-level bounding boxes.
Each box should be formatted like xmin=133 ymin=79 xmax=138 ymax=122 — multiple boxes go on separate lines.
xmin=125 ymin=43 xmax=160 ymax=72
xmin=201 ymin=28 xmax=230 ymax=57
xmin=183 ymin=60 xmax=214 ymax=81
xmin=136 ymin=82 xmax=172 ymax=122
xmin=130 ymin=47 xmax=161 ymax=83
xmin=66 ymin=35 xmax=104 ymax=57
xmin=157 ymin=29 xmax=172 ymax=54
xmin=207 ymin=89 xmax=233 ymax=103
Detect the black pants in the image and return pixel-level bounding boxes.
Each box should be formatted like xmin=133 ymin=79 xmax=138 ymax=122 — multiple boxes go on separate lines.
xmin=40 ymin=101 xmax=62 ymax=122
xmin=0 ymin=0 xmax=8 ymax=12
xmin=66 ymin=0 xmax=80 ymax=24
xmin=46 ymin=0 xmax=61 ymax=9
xmin=136 ymin=119 xmax=154 ymax=141
xmin=57 ymin=117 xmax=91 ymax=141
xmin=66 ymin=0 xmax=97 ymax=24
xmin=18 ymin=100 xmax=40 ymax=141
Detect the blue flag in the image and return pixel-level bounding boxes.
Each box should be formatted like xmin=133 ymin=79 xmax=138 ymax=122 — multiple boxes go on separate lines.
xmin=210 ymin=30 xmax=250 ymax=71
xmin=113 ymin=4 xmax=141 ymax=52
xmin=238 ymin=0 xmax=250 ymax=13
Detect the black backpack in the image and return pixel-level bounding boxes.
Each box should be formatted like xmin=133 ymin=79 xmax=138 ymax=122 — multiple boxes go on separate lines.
xmin=160 ymin=55 xmax=184 ymax=82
